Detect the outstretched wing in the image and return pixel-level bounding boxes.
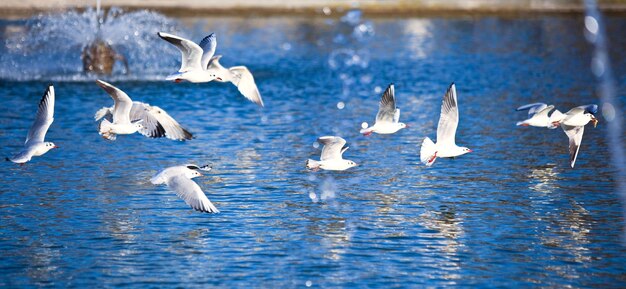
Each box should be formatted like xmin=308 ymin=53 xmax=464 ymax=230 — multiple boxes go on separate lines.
xmin=96 ymin=80 xmax=133 ymax=124
xmin=158 ymin=32 xmax=204 ymax=72
xmin=167 ymin=175 xmax=219 ymax=213
xmin=25 ymin=85 xmax=55 ymax=145
xmin=318 ymin=136 xmax=347 ymax=161
xmin=129 ymin=102 xmax=193 ymax=140
xmin=516 ymin=103 xmax=548 ymax=116
xmin=436 ymin=83 xmax=459 ymax=146
xmin=562 ymin=125 xmax=585 ymax=168
xmin=199 ymin=33 xmax=217 ymax=69
xmin=229 ymin=66 xmax=264 ymax=107
xmin=375 ymin=83 xmax=397 ymax=123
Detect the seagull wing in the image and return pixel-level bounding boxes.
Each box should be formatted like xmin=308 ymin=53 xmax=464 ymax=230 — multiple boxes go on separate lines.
xmin=96 ymin=80 xmax=133 ymax=124
xmin=375 ymin=83 xmax=397 ymax=123
xmin=167 ymin=175 xmax=219 ymax=213
xmin=207 ymin=55 xmax=225 ymax=70
xmin=199 ymin=33 xmax=217 ymax=69
xmin=25 ymin=85 xmax=55 ymax=145
xmin=129 ymin=102 xmax=193 ymax=140
xmin=533 ymin=105 xmax=555 ymax=119
xmin=436 ymin=83 xmax=459 ymax=146
xmin=562 ymin=124 xmax=585 ymax=168
xmin=158 ymin=32 xmax=204 ymax=72
xmin=229 ymin=66 xmax=264 ymax=107
xmin=318 ymin=136 xmax=347 ymax=161
xmin=516 ymin=102 xmax=548 ymax=116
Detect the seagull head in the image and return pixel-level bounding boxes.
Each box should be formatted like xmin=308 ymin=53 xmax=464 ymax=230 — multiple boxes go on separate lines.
xmin=347 ymin=160 xmax=358 ymax=168
xmin=45 ymin=142 xmax=59 ymax=150
xmin=185 ymin=169 xmax=203 ymax=179
xmin=589 ymin=114 xmax=599 ymax=128
xmin=131 ymin=119 xmax=144 ymax=130
xmin=461 ymin=147 xmax=472 ymax=154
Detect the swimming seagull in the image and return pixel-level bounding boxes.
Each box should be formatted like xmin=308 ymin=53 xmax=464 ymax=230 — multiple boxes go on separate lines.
xmin=359 ymin=83 xmax=407 ymax=136
xmin=420 ymin=83 xmax=472 ymax=166
xmin=151 ymin=164 xmax=219 ymax=213
xmin=515 ymin=102 xmax=562 ymax=128
xmin=7 ymin=85 xmax=58 ymax=164
xmin=94 ymin=79 xmax=192 ymax=141
xmin=551 ymin=104 xmax=599 ymax=168
xmin=158 ymin=32 xmax=264 ymax=107
xmin=306 ymin=136 xmax=357 ymax=171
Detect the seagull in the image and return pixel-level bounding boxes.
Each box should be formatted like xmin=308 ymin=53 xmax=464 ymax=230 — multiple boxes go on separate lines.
xmin=151 ymin=164 xmax=219 ymax=213
xmin=515 ymin=102 xmax=562 ymax=129
xmin=7 ymin=85 xmax=58 ymax=164
xmin=158 ymin=32 xmax=264 ymax=107
xmin=420 ymin=83 xmax=472 ymax=166
xmin=551 ymin=104 xmax=599 ymax=168
xmin=306 ymin=136 xmax=357 ymax=171
xmin=359 ymin=83 xmax=407 ymax=136
xmin=94 ymin=79 xmax=193 ymax=141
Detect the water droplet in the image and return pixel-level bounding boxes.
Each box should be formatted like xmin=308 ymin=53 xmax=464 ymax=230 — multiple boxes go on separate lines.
xmin=341 ymin=9 xmax=362 ymax=26
xmin=322 ymin=7 xmax=332 ymax=16
xmin=374 ymin=86 xmax=382 ymax=94
xmin=591 ymin=56 xmax=605 ymax=77
xmin=585 ymin=16 xmax=599 ymax=35
xmin=602 ymin=102 xmax=615 ymax=121
xmin=361 ymin=122 xmax=369 ymax=129
xmin=305 ymin=280 xmax=313 ymax=287
xmin=337 ymin=101 xmax=345 ymax=109
xmin=281 ymin=42 xmax=292 ymax=51
xmin=309 ymin=192 xmax=318 ymax=203
xmin=320 ymin=177 xmax=337 ymax=201
xmin=313 ymin=142 xmax=320 ymax=149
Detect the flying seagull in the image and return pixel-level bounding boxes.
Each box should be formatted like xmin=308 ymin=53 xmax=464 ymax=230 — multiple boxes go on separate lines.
xmin=158 ymin=32 xmax=264 ymax=107
xmin=551 ymin=104 xmax=599 ymax=168
xmin=8 ymin=85 xmax=58 ymax=164
xmin=306 ymin=136 xmax=357 ymax=171
xmin=515 ymin=102 xmax=562 ymax=128
xmin=151 ymin=164 xmax=219 ymax=213
xmin=359 ymin=83 xmax=407 ymax=136
xmin=94 ymin=79 xmax=192 ymax=141
xmin=420 ymin=83 xmax=472 ymax=166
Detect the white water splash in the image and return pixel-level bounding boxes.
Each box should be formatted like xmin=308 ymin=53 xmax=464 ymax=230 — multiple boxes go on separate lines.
xmin=0 ymin=7 xmax=180 ymax=81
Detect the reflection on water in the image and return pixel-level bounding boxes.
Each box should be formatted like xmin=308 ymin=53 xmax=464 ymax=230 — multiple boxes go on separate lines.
xmin=1 ymin=10 xmax=626 ymax=288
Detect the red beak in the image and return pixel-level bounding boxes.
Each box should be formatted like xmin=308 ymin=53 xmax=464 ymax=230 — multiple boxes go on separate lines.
xmin=216 ymin=77 xmax=223 ymax=81
xmin=468 ymin=149 xmax=473 ymax=153
xmin=54 ymin=145 xmax=59 ymax=148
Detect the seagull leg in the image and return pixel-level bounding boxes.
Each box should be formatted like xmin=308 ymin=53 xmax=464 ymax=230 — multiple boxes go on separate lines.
xmin=363 ymin=131 xmax=372 ymax=136
xmin=428 ymin=152 xmax=437 ymax=164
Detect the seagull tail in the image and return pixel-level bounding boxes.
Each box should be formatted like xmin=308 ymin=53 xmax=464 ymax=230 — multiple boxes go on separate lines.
xmin=306 ymin=159 xmax=321 ymax=170
xmin=420 ymin=137 xmax=437 ymax=166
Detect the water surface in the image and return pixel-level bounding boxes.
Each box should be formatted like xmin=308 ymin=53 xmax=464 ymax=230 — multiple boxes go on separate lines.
xmin=1 ymin=11 xmax=626 ymax=288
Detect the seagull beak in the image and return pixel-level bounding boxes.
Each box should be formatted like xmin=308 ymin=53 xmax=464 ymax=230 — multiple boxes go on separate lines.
xmin=468 ymin=149 xmax=473 ymax=153
xmin=216 ymin=77 xmax=222 ymax=81
xmin=197 ymin=172 xmax=203 ymax=177
xmin=591 ymin=117 xmax=598 ymax=128
xmin=53 ymin=145 xmax=59 ymax=149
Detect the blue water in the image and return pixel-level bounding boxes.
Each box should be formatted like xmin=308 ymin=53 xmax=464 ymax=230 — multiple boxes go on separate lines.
xmin=1 ymin=11 xmax=626 ymax=288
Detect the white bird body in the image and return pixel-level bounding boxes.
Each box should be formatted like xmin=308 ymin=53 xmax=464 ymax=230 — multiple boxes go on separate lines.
xmin=158 ymin=32 xmax=264 ymax=106
xmin=9 ymin=85 xmax=58 ymax=164
xmin=360 ymin=84 xmax=406 ymax=136
xmin=151 ymin=164 xmax=219 ymax=213
xmin=553 ymin=104 xmax=598 ymax=168
xmin=306 ymin=136 xmax=357 ymax=171
xmin=515 ymin=103 xmax=561 ymax=128
xmin=420 ymin=83 xmax=471 ymax=166
xmin=95 ymin=79 xmax=192 ymax=141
